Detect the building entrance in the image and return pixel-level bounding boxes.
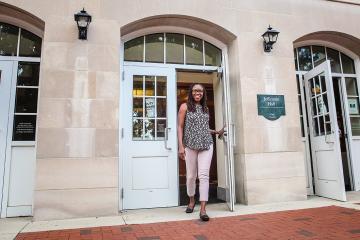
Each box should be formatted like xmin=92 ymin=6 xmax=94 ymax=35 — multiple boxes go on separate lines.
xmin=295 ymin=44 xmax=360 ymax=198
xmin=176 ymin=71 xmax=226 ymax=205
xmin=120 ymin=32 xmax=236 ymax=211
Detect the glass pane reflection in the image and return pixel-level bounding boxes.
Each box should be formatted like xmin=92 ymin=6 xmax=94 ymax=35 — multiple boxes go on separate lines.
xmin=319 ymin=115 xmax=325 ymax=136
xmin=314 ymin=76 xmax=320 ymax=95
xmin=341 ymin=53 xmax=355 ymax=74
xmin=145 ymin=33 xmax=164 ymax=63
xmin=145 ymin=76 xmax=155 ymax=96
xmin=157 ymin=76 xmax=167 ymax=96
xmin=320 ymin=76 xmax=327 ymax=93
xmin=312 ymin=46 xmax=326 ymax=67
xmin=298 ymin=46 xmax=312 ymax=71
xmin=166 ymin=33 xmax=184 ymax=64
xmin=133 ymin=98 xmax=143 ymax=117
xmin=310 ymin=78 xmax=316 ymax=97
xmin=145 ymin=97 xmax=156 ymax=117
xmin=17 ymin=62 xmax=40 ymax=86
xmin=19 ymin=29 xmax=42 ymax=57
xmin=314 ymin=117 xmax=320 ymax=136
xmin=15 ymin=88 xmax=38 ymax=113
xmin=157 ymin=98 xmax=166 ymax=118
xmin=157 ymin=119 xmax=166 ymax=139
xmin=185 ymin=35 xmax=203 ymax=65
xmin=144 ymin=119 xmax=155 ymax=140
xmin=317 ymin=95 xmax=328 ymax=116
xmin=326 ymin=48 xmax=341 ymax=73
xmin=205 ymin=42 xmax=221 ymax=66
xmin=0 ymin=22 xmax=19 ymax=56
xmin=345 ymin=78 xmax=358 ymax=96
xmin=133 ymin=118 xmax=143 ymax=140
xmin=350 ymin=117 xmax=360 ymax=136
xmin=133 ymin=75 xmax=143 ymax=96
xmin=311 ymin=97 xmax=317 ymax=116
xmin=124 ymin=36 xmax=144 ymax=62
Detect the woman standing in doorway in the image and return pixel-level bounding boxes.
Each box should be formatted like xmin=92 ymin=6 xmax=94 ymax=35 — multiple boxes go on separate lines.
xmin=177 ymin=83 xmax=221 ymax=221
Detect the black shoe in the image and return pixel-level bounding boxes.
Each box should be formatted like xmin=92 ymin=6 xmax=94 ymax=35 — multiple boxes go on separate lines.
xmin=185 ymin=204 xmax=195 ymax=213
xmin=199 ymin=212 xmax=210 ymax=221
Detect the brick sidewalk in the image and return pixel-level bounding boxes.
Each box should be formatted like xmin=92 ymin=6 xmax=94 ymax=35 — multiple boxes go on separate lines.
xmin=15 ymin=206 xmax=360 ymax=240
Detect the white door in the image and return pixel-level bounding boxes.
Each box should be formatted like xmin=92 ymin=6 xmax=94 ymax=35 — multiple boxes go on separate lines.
xmin=219 ymin=69 xmax=236 ymax=211
xmin=304 ymin=60 xmax=346 ymax=201
xmin=0 ymin=61 xmax=13 ymax=216
xmin=121 ymin=65 xmax=178 ymax=209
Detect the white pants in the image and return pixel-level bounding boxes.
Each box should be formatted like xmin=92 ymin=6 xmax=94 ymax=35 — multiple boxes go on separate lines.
xmin=185 ymin=144 xmax=213 ymax=202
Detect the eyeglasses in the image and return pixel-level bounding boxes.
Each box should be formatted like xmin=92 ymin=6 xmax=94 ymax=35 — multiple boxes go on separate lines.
xmin=192 ymin=89 xmax=204 ymax=94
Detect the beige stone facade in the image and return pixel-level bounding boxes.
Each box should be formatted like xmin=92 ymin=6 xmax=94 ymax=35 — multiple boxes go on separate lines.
xmin=0 ymin=0 xmax=359 ymax=220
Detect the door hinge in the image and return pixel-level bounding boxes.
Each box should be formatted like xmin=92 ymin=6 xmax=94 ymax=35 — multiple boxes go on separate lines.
xmin=122 ymin=71 xmax=125 ymax=81
xmin=121 ymin=128 xmax=124 ymax=138
xmin=121 ymin=188 xmax=124 ymax=199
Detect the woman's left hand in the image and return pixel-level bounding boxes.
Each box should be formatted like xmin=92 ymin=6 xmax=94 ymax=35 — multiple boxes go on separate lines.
xmin=209 ymin=129 xmax=218 ymax=135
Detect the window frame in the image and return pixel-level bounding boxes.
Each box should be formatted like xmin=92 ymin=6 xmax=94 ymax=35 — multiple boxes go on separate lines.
xmin=124 ymin=33 xmax=222 ymax=67
xmin=294 ymin=44 xmax=360 ymax=140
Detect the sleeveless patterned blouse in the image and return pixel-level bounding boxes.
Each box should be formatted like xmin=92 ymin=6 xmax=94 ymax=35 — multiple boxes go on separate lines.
xmin=183 ymin=104 xmax=213 ymax=150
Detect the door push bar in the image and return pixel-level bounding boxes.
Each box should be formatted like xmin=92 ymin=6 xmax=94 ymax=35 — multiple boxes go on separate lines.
xmin=164 ymin=127 xmax=171 ymax=150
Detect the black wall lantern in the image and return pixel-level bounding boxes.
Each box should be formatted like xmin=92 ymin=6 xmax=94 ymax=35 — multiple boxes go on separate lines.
xmin=74 ymin=8 xmax=92 ymax=40
xmin=262 ymin=25 xmax=279 ymax=52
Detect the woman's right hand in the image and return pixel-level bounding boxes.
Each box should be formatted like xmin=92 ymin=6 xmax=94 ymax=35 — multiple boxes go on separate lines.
xmin=178 ymin=146 xmax=186 ymax=161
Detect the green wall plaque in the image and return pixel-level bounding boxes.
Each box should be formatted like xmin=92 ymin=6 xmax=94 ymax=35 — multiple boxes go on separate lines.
xmin=257 ymin=94 xmax=285 ymax=120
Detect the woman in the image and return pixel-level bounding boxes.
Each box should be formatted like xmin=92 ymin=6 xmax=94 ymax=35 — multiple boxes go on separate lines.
xmin=177 ymin=83 xmax=221 ymax=221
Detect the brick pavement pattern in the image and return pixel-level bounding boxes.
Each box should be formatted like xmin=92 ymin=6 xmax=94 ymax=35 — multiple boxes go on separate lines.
xmin=15 ymin=206 xmax=360 ymax=240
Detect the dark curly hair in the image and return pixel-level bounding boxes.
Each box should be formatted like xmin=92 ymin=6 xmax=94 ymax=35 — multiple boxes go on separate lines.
xmin=186 ymin=83 xmax=209 ymax=113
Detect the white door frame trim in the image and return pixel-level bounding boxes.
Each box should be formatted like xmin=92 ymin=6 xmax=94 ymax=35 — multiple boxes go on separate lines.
xmin=0 ymin=61 xmax=14 ymax=217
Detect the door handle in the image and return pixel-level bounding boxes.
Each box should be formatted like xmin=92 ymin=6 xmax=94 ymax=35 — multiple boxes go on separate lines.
xmin=164 ymin=127 xmax=171 ymax=150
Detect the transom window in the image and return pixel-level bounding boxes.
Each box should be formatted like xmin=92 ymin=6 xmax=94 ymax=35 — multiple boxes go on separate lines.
xmin=294 ymin=45 xmax=360 ymax=137
xmin=124 ymin=33 xmax=222 ymax=66
xmin=0 ymin=22 xmax=42 ymax=57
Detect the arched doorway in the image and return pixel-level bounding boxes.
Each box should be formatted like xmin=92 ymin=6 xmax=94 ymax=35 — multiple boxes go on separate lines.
xmin=293 ymin=38 xmax=360 ymax=201
xmin=0 ymin=2 xmax=44 ymax=218
xmin=119 ymin=18 xmax=237 ymax=211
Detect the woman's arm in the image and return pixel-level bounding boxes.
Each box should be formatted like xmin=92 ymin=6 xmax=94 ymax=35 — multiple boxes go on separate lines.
xmin=217 ymin=124 xmax=226 ymax=139
xmin=177 ymin=103 xmax=187 ymax=161
xmin=208 ymin=129 xmax=218 ymax=134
